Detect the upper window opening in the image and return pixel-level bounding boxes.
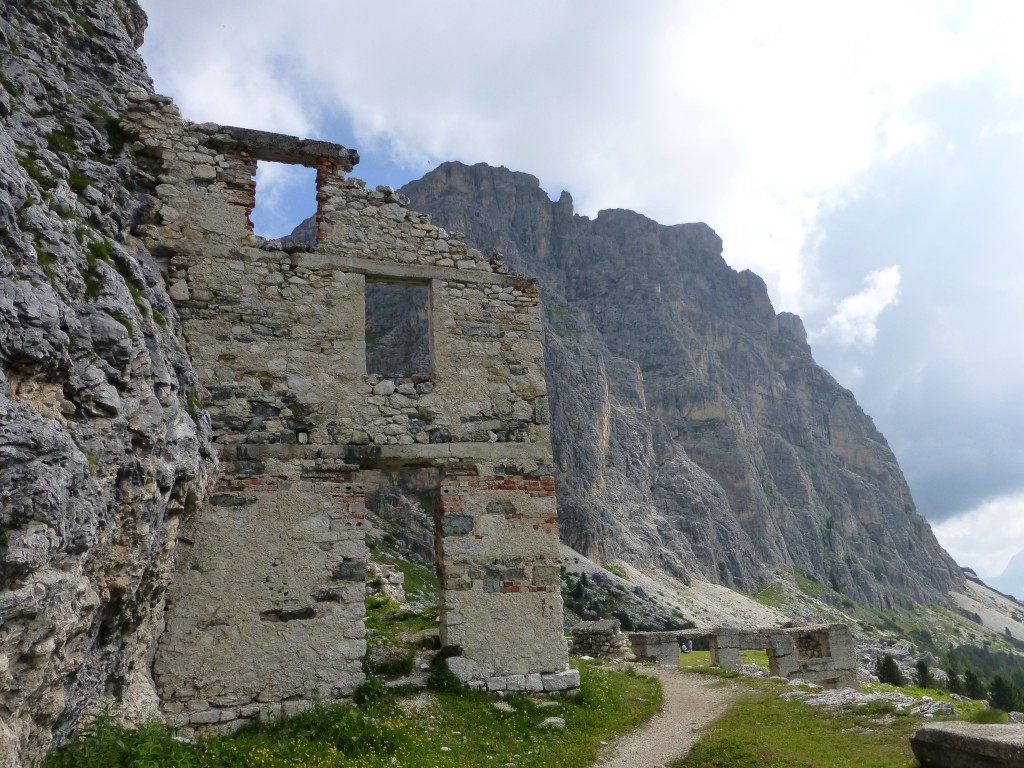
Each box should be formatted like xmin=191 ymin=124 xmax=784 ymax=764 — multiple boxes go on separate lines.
xmin=365 ymin=281 xmax=432 ymax=377
xmin=250 ymin=161 xmax=317 ymax=241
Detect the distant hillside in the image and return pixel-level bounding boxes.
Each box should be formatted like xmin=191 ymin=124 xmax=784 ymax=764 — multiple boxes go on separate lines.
xmin=990 ymin=551 xmax=1024 ymax=601
xmin=401 ymin=161 xmax=964 ymax=610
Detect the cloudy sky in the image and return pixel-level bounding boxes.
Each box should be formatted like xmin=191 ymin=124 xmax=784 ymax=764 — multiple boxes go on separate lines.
xmin=138 ymin=1 xmax=1024 ymax=595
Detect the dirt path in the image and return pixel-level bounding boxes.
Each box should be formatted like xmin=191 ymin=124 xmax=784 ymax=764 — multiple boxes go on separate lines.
xmin=594 ymin=666 xmax=743 ymax=768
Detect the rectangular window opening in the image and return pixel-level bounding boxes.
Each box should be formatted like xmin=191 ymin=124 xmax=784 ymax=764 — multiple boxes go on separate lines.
xmin=365 ymin=280 xmax=432 ymax=376
xmin=250 ymin=160 xmax=318 ymax=242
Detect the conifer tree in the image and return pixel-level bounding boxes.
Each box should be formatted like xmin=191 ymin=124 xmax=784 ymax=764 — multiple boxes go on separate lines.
xmin=875 ymin=654 xmax=905 ymax=686
xmin=989 ymin=674 xmax=1024 ymax=713
xmin=964 ymin=668 xmax=987 ymax=700
xmin=914 ymin=659 xmax=934 ymax=689
xmin=946 ymin=668 xmax=964 ymax=695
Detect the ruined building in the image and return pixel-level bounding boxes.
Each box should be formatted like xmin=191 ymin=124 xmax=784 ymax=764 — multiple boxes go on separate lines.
xmin=123 ymin=92 xmax=575 ymax=730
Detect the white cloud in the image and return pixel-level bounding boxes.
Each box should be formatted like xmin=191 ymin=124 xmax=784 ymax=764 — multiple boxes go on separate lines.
xmin=815 ymin=266 xmax=901 ymax=347
xmin=933 ymin=493 xmax=1024 ymax=579
xmin=980 ymin=121 xmax=1024 ymax=138
xmin=250 ymin=162 xmax=317 ymax=239
xmin=137 ymin=0 xmax=1024 ymax=317
xmin=137 ymin=0 xmax=1024 ymax=558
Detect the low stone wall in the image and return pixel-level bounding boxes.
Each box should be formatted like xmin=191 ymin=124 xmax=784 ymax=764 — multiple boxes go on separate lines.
xmin=453 ymin=667 xmax=580 ymax=693
xmin=629 ymin=623 xmax=858 ymax=690
xmin=911 ymin=722 xmax=1024 ymax=767
xmin=570 ymin=619 xmax=629 ymax=659
xmin=629 ymin=630 xmax=706 ymax=666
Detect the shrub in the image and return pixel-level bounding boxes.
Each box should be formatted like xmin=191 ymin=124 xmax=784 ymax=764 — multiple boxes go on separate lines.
xmin=426 ymin=653 xmax=463 ymax=692
xmin=967 ymin=706 xmax=1009 ymax=724
xmin=352 ymin=674 xmax=387 ymax=705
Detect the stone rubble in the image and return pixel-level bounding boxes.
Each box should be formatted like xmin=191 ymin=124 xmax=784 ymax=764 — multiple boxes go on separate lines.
xmin=367 ymin=562 xmax=406 ymax=604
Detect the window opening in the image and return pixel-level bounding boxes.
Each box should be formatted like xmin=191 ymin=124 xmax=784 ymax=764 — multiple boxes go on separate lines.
xmin=249 ymin=161 xmax=318 ymax=241
xmin=365 ymin=281 xmax=432 ymax=376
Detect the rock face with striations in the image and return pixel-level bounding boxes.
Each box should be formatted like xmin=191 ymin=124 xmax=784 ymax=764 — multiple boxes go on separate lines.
xmin=0 ymin=2 xmax=213 ymax=764
xmin=401 ymin=162 xmax=964 ymax=610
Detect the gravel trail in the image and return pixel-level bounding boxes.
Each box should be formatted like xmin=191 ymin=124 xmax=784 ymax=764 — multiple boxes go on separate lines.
xmin=594 ymin=666 xmax=743 ymax=768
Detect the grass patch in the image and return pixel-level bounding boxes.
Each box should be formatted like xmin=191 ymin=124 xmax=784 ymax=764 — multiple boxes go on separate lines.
xmin=751 ymin=581 xmax=786 ymax=608
xmin=965 ymin=707 xmax=1009 ymax=724
xmin=37 ymin=250 xmax=58 ymax=283
xmin=185 ymin=390 xmax=204 ymax=419
xmin=363 ymin=588 xmax=438 ymax=681
xmin=46 ymin=662 xmax=660 ymax=768
xmin=543 ymin=297 xmax=583 ymax=338
xmin=672 ymin=680 xmax=919 ymax=768
xmin=84 ymin=273 xmax=102 ymax=299
xmin=45 ymin=127 xmax=77 ymax=155
xmin=68 ymin=167 xmax=91 ymax=193
xmin=109 ymin=312 xmax=133 ymax=335
xmin=84 ymin=237 xmax=149 ymax=314
xmin=602 ymin=562 xmax=629 ymax=579
xmin=86 ymin=100 xmax=128 ymax=157
xmin=0 ymin=72 xmax=20 ymax=97
xmin=17 ymin=153 xmax=55 ymax=189
xmin=676 ymin=649 xmax=770 ymax=669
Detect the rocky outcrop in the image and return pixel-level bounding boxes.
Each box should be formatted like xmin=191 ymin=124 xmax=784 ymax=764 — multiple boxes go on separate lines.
xmin=401 ymin=162 xmax=965 ymax=610
xmin=0 ymin=1 xmax=213 ymax=764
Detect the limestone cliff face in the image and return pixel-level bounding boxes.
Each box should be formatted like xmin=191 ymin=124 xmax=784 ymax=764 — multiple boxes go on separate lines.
xmin=0 ymin=2 xmax=212 ymax=764
xmin=401 ymin=161 xmax=965 ymax=609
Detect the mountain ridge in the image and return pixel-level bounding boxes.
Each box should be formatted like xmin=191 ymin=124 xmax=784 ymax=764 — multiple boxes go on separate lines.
xmin=0 ymin=0 xmax=977 ymax=760
xmin=400 ymin=160 xmax=964 ymax=609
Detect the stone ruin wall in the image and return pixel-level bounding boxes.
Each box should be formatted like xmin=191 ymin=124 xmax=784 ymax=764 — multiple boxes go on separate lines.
xmin=629 ymin=623 xmax=858 ymax=690
xmin=121 ymin=91 xmax=573 ymax=734
xmin=569 ymin=619 xmax=629 ymax=659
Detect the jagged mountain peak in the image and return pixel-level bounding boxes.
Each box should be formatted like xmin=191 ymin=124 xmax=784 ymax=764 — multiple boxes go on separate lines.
xmin=402 ymin=161 xmax=964 ymax=609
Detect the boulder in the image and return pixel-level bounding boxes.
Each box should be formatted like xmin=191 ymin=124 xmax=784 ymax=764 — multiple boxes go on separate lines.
xmin=911 ymin=722 xmax=1024 ymax=767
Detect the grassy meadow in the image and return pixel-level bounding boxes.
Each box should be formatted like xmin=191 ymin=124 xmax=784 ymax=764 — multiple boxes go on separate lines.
xmin=44 ymin=660 xmax=660 ymax=768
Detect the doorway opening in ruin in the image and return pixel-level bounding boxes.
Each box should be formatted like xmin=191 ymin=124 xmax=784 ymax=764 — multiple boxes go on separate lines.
xmin=363 ymin=468 xmax=441 ymax=571
xmin=249 ymin=160 xmax=318 ymax=241
xmin=362 ymin=468 xmax=446 ymax=670
xmin=365 ymin=280 xmax=432 ymax=377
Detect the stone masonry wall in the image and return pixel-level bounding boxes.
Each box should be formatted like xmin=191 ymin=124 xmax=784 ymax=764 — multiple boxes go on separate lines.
xmin=121 ymin=91 xmax=572 ymax=728
xmin=570 ymin=619 xmax=629 ymax=659
xmin=629 ymin=623 xmax=858 ymax=690
xmin=154 ymin=457 xmax=367 ymax=736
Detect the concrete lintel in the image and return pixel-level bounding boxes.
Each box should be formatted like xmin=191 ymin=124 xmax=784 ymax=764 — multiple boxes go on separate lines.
xmin=209 ymin=125 xmax=359 ymax=171
xmin=781 ymin=623 xmax=836 ymax=635
xmin=291 ymin=252 xmax=535 ymax=289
